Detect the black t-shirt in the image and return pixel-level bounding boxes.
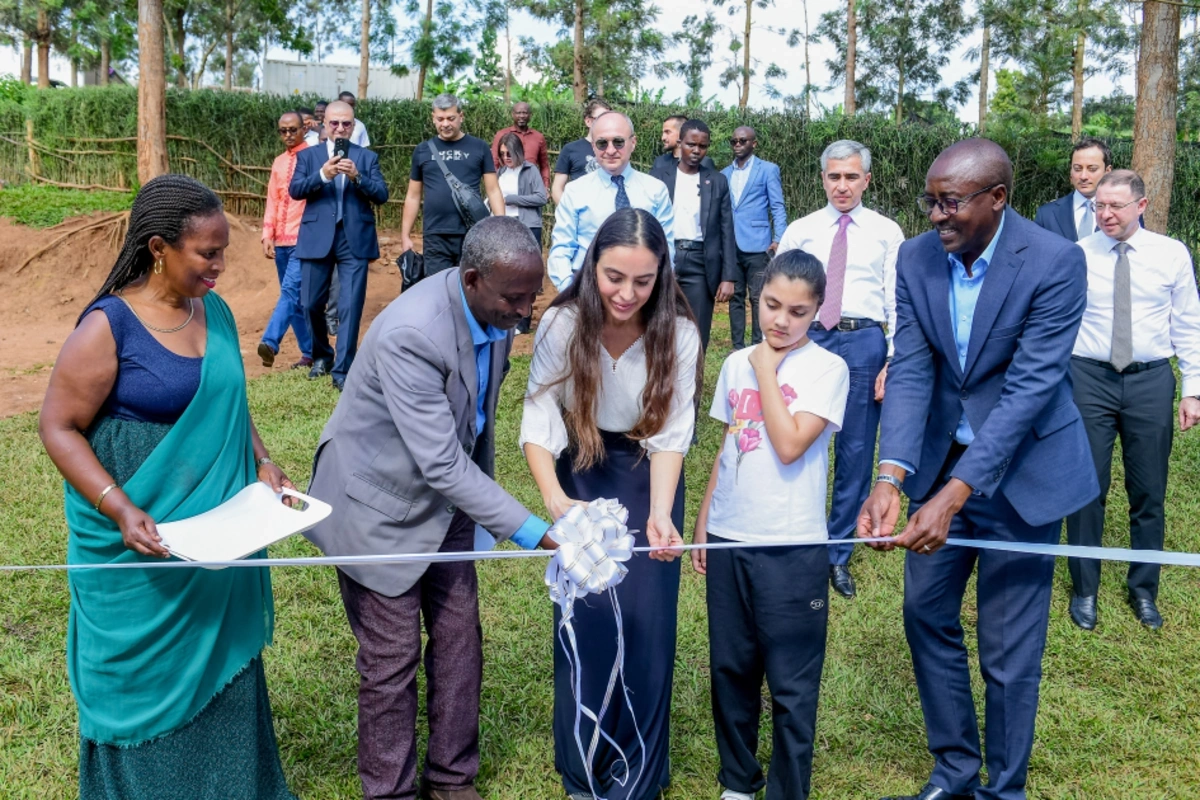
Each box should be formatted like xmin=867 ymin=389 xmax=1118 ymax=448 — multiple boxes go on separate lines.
xmin=410 ymin=134 xmax=495 ymax=234
xmin=555 ymin=138 xmax=600 ymax=182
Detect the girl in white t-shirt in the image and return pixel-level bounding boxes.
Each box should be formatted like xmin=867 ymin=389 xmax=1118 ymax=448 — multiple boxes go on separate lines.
xmin=692 ymin=248 xmax=849 ymax=800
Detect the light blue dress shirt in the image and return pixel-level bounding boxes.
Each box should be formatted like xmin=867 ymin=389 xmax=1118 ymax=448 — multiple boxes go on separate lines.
xmin=546 ymin=163 xmax=675 ymax=290
xmin=729 ymin=154 xmax=755 ymax=206
xmin=457 ymin=280 xmax=549 ymax=549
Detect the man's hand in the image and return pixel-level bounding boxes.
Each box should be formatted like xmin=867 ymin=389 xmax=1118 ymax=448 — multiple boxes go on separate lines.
xmin=262 ymin=241 xmax=274 ymax=259
xmin=893 ymin=478 xmax=972 ymax=555
xmin=716 ymin=280 xmax=735 ymax=303
xmin=858 ymin=482 xmax=902 ymax=551
xmin=768 ymin=242 xmax=779 ymax=255
xmin=401 ymin=235 xmax=416 ymax=254
xmin=321 ymin=154 xmax=343 ymax=181
xmin=875 ymin=362 xmax=888 ymax=402
xmin=1180 ymin=396 xmax=1200 ymax=432
xmin=337 ymin=157 xmax=360 ymax=181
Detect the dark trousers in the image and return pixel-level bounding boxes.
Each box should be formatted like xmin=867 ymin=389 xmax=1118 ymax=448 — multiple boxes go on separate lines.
xmin=905 ymin=449 xmax=1059 ymax=800
xmin=1065 ymin=357 xmax=1175 ymax=600
xmin=729 ymin=249 xmax=769 ymax=349
xmin=807 ymin=324 xmax=887 ymax=564
xmin=337 ymin=512 xmax=482 ymax=800
xmin=301 ymin=223 xmax=368 ymax=381
xmin=674 ymin=245 xmax=715 ymax=351
xmin=423 ymin=233 xmax=465 ymax=276
xmin=707 ymin=535 xmax=828 ymax=800
xmin=518 ymin=226 xmax=542 ymax=332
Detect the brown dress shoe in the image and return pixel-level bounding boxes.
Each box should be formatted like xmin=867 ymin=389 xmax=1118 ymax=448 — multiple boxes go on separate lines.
xmin=420 ymin=786 xmax=483 ymax=800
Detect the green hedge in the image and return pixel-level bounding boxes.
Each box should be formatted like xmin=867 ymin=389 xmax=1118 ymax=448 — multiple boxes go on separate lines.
xmin=2 ymin=87 xmax=1198 ymax=247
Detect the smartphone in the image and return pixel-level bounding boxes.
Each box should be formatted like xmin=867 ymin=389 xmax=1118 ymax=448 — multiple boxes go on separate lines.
xmin=333 ymin=137 xmax=350 ymax=160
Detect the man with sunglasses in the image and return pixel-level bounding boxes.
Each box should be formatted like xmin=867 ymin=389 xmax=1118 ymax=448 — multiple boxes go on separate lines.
xmin=290 ymin=100 xmax=390 ymax=391
xmin=859 ymin=139 xmax=1097 ymax=800
xmin=721 ymin=126 xmax=787 ymax=349
xmin=547 ymin=111 xmax=674 ymax=290
xmin=1064 ymin=170 xmax=1200 ymax=632
xmin=257 ymin=111 xmax=314 ymax=372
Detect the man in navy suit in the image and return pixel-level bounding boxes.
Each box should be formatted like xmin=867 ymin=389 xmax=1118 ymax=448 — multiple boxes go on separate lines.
xmin=721 ymin=126 xmax=787 ymax=348
xmin=859 ymin=139 xmax=1099 ymax=800
xmin=1033 ymin=137 xmax=1111 ymax=242
xmin=290 ymin=100 xmax=389 ymax=391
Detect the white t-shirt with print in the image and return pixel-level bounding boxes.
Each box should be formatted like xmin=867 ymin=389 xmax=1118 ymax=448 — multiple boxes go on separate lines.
xmin=706 ymin=341 xmax=849 ymax=543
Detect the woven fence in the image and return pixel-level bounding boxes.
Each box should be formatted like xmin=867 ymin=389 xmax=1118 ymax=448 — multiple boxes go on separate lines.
xmin=1 ymin=87 xmax=1198 ymax=248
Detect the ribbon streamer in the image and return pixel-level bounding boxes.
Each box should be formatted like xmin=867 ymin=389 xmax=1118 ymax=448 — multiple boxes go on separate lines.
xmin=544 ymin=499 xmax=644 ymax=800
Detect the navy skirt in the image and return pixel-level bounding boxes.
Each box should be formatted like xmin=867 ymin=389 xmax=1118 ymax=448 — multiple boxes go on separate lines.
xmin=553 ymin=429 xmax=685 ymax=800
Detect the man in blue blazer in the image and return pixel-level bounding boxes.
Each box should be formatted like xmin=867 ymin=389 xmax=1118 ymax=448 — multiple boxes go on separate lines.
xmin=1033 ymin=137 xmax=1111 ymax=242
xmin=289 ymin=100 xmax=389 ymax=390
xmin=721 ymin=126 xmax=787 ymax=348
xmin=859 ymin=139 xmax=1099 ymax=800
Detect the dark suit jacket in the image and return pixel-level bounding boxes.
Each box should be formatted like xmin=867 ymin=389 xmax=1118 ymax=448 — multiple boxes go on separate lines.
xmin=305 ymin=269 xmax=530 ymax=596
xmin=649 ymin=161 xmax=737 ymax=294
xmin=880 ymin=207 xmax=1099 ymax=527
xmin=1033 ymin=193 xmax=1078 ymax=241
xmin=289 ymin=142 xmax=389 ymax=261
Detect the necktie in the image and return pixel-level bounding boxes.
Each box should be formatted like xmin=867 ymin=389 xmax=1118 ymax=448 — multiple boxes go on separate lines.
xmin=819 ymin=214 xmax=853 ymax=330
xmin=1110 ymin=241 xmax=1133 ymax=372
xmin=336 ymin=172 xmax=346 ymax=223
xmin=611 ymin=174 xmax=631 ymax=210
xmin=1078 ymin=199 xmax=1094 ymax=239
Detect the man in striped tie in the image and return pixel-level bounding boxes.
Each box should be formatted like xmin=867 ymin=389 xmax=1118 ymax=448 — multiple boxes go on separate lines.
xmin=777 ymin=140 xmax=904 ymax=598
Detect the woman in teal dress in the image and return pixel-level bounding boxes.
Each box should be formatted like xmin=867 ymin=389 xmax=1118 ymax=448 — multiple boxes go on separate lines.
xmin=39 ymin=174 xmax=298 ymax=799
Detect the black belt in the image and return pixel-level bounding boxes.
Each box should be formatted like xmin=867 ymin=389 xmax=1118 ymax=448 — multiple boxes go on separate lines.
xmin=1072 ymin=356 xmax=1170 ymax=375
xmin=811 ymin=317 xmax=883 ymax=332
xmin=675 ymin=239 xmax=704 ymax=251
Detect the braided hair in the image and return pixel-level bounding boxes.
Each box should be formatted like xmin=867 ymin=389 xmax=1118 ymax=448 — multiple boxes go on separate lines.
xmin=83 ymin=174 xmax=223 ymax=321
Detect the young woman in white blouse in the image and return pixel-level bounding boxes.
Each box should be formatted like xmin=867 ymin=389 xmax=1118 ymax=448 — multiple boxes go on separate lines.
xmin=520 ymin=208 xmax=703 ymax=800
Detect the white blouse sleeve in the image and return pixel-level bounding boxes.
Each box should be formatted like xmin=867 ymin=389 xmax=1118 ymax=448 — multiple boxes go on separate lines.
xmin=519 ymin=307 xmax=573 ymax=458
xmin=643 ymin=318 xmax=701 ymax=455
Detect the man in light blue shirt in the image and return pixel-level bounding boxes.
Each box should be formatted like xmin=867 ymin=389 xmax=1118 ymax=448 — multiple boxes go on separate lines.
xmin=547 ymin=112 xmax=674 ymax=290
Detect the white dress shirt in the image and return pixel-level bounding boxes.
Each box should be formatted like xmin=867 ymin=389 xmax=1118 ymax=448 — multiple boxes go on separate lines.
xmin=351 ymin=119 xmax=370 ymax=148
xmin=729 ymin=155 xmax=754 ymax=206
xmin=673 ymin=168 xmax=703 ymax=241
xmin=777 ymin=202 xmax=904 ymax=352
xmin=1073 ymin=227 xmax=1200 ymax=397
xmin=520 ymin=306 xmax=699 ymax=457
xmin=1073 ymin=190 xmax=1096 ymax=235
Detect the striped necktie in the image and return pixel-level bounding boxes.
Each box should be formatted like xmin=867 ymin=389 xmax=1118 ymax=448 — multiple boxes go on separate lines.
xmin=819 ymin=214 xmax=853 ymax=330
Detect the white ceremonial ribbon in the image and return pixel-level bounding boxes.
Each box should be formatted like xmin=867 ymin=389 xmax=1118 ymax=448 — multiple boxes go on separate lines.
xmin=544 ymin=499 xmax=643 ymax=800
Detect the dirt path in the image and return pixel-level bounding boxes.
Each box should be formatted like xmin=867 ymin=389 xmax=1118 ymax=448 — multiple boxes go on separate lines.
xmin=0 ymin=212 xmax=555 ymax=419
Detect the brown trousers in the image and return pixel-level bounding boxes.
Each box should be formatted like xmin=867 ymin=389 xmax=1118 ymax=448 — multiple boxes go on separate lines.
xmin=337 ymin=511 xmax=482 ymax=800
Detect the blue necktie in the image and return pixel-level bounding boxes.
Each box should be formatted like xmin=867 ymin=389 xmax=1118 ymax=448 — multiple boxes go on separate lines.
xmin=336 ymin=173 xmax=346 ymax=223
xmin=611 ymin=174 xmax=631 ymax=210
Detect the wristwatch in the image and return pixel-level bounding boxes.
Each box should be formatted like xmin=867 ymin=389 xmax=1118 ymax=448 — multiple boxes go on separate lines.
xmin=256 ymin=456 xmax=274 ymax=468
xmin=875 ymin=473 xmax=904 ymax=492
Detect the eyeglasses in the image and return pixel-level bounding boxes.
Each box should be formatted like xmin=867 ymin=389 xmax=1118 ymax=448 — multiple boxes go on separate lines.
xmin=1093 ymin=198 xmax=1140 ymax=213
xmin=917 ymin=183 xmax=1002 ymax=216
xmin=278 ymin=127 xmax=300 ymax=135
xmin=327 ymin=120 xmax=354 ymax=130
xmin=729 ymin=137 xmax=752 ymax=145
xmin=594 ymin=137 xmax=627 ymax=152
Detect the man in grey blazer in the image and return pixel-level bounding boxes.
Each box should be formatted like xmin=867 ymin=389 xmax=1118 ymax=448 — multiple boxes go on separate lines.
xmin=305 ymin=216 xmax=551 ymax=800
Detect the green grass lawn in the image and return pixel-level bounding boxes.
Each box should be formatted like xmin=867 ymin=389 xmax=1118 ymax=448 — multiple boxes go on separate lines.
xmin=0 ymin=185 xmax=133 ymax=229
xmin=2 ymin=312 xmax=1200 ymax=799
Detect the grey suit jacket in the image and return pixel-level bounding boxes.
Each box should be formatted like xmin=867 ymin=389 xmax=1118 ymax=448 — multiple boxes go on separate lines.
xmin=305 ymin=268 xmax=531 ymax=596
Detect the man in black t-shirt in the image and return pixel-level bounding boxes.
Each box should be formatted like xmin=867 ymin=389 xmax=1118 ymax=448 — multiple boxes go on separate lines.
xmin=551 ymin=98 xmax=612 ymax=204
xmin=401 ymin=94 xmax=506 ymax=276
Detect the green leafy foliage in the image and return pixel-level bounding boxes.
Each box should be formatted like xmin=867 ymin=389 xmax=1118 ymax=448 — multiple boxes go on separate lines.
xmin=0 ymin=183 xmax=132 ymax=227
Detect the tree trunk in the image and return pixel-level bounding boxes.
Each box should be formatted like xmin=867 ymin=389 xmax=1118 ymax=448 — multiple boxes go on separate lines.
xmin=1071 ymin=1 xmax=1086 ymax=142
xmin=572 ymin=0 xmax=585 ymax=103
xmin=844 ymin=0 xmax=856 ymax=115
xmin=504 ymin=9 xmax=511 ymax=102
xmin=739 ymin=0 xmax=752 ymax=110
xmin=358 ymin=0 xmax=370 ymax=98
xmin=417 ymin=0 xmax=433 ymax=100
xmin=803 ymin=0 xmax=812 ymax=118
xmin=21 ymin=40 xmax=32 ymax=84
xmin=36 ymin=8 xmax=51 ymax=89
xmin=224 ymin=0 xmax=234 ymax=89
xmin=1131 ymin=0 xmax=1181 ymax=233
xmin=100 ymin=39 xmax=112 ymax=86
xmin=138 ymin=0 xmax=170 ymax=182
xmin=978 ymin=23 xmax=990 ymax=133
xmin=895 ymin=61 xmax=904 ymax=124
xmin=70 ymin=60 xmax=77 ymax=87
xmin=173 ymin=8 xmax=188 ymax=87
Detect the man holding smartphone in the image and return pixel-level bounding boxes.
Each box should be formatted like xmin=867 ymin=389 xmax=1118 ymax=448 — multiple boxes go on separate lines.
xmin=289 ymin=100 xmax=389 ymax=391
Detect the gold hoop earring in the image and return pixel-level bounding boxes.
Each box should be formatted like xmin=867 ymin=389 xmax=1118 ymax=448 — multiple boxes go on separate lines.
xmin=154 ymin=259 xmax=164 ymax=275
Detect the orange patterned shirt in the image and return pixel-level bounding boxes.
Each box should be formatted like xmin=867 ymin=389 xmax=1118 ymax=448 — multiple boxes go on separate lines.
xmin=262 ymin=141 xmax=309 ymax=247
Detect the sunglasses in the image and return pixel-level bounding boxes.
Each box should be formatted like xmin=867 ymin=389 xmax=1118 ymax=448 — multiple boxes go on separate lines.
xmin=278 ymin=127 xmax=300 ymax=134
xmin=730 ymin=137 xmax=752 ymax=145
xmin=327 ymin=120 xmax=355 ymax=129
xmin=594 ymin=137 xmax=627 ymax=152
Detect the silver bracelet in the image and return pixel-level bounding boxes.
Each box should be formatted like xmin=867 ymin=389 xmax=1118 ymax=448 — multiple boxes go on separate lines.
xmin=875 ymin=473 xmax=904 ymax=492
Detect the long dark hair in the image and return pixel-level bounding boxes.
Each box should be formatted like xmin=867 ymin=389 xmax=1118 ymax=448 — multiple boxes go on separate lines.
xmin=499 ymin=131 xmax=525 ymax=169
xmin=81 ymin=174 xmax=223 ymax=322
xmin=548 ymin=208 xmax=702 ymax=470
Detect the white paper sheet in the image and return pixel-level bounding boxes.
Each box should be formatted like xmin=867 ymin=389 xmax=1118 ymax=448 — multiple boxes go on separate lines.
xmin=158 ymin=483 xmax=332 ymax=563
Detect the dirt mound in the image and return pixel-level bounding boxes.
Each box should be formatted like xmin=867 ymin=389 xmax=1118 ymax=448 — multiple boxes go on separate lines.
xmin=0 ymin=214 xmax=554 ymax=418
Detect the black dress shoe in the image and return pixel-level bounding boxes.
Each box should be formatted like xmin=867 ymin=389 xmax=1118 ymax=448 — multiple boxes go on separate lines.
xmin=308 ymin=359 xmax=332 ymax=380
xmin=830 ymin=564 xmax=856 ymax=598
xmin=1128 ymin=596 xmax=1163 ymax=629
xmin=332 ymin=376 xmax=345 ymax=392
xmin=1069 ymin=594 xmax=1097 ymax=631
xmin=257 ymin=342 xmax=276 ymax=367
xmin=881 ymin=783 xmax=975 ymax=800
